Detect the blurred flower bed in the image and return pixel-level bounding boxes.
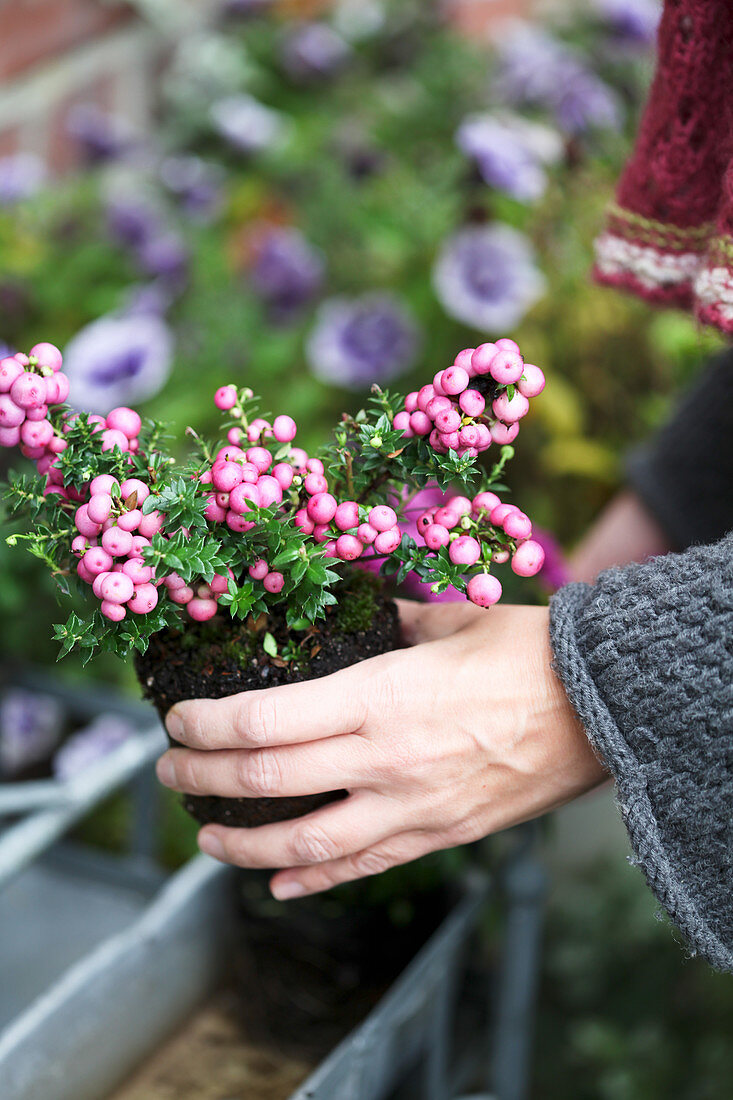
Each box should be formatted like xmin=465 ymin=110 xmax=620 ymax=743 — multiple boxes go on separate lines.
xmin=0 ymin=0 xmax=724 ymax=672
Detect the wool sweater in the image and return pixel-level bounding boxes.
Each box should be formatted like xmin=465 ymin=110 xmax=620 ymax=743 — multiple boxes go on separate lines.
xmin=549 ymin=358 xmax=733 ymax=969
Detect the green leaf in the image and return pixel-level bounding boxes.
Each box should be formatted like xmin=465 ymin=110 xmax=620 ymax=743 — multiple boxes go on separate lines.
xmin=262 ymin=632 xmax=278 ymax=658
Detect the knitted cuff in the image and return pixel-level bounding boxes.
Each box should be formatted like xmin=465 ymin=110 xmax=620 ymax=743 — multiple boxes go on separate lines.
xmin=549 ymin=580 xmax=733 ymax=972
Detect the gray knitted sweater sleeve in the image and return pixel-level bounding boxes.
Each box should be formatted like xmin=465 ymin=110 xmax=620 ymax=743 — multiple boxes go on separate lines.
xmin=549 ymin=535 xmax=733 ymax=971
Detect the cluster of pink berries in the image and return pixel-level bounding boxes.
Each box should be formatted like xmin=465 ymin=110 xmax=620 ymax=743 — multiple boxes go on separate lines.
xmin=0 ymin=343 xmax=70 ymax=456
xmin=416 ymin=489 xmax=546 ymax=606
xmin=296 ymin=499 xmax=402 ymax=562
xmin=394 ymin=338 xmax=545 ymax=457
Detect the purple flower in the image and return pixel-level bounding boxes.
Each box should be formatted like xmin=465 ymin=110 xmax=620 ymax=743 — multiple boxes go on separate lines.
xmin=53 ymin=714 xmax=135 ymax=781
xmin=281 ymin=22 xmax=352 ymax=82
xmin=0 ymin=690 xmax=64 ymax=778
xmin=210 ymin=95 xmax=287 ymax=154
xmin=593 ymin=0 xmax=660 ymax=45
xmin=63 ymin=313 xmax=173 ymax=413
xmin=495 ymin=23 xmax=622 ymax=134
xmin=0 ymin=340 xmax=15 ymax=360
xmin=433 ymin=224 xmax=545 ymax=332
xmin=136 ymin=232 xmax=189 ymax=287
xmin=249 ymin=226 xmax=324 ymax=322
xmin=106 ymin=196 xmax=162 ymax=250
xmin=120 ymin=281 xmax=175 ymax=318
xmin=0 ymin=153 xmax=46 ymax=205
xmin=159 ymin=155 xmax=224 ymax=222
xmin=306 ymin=293 xmax=419 ymax=389
xmin=456 ymin=112 xmax=562 ymax=203
xmin=66 ymin=104 xmax=136 ymax=164
xmin=220 ymin=0 xmax=273 ymax=17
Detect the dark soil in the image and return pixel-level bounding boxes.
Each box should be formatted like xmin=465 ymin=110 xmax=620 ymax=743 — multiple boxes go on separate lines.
xmin=134 ymin=573 xmax=401 ymax=828
xmin=235 ymin=872 xmax=456 ymax=1061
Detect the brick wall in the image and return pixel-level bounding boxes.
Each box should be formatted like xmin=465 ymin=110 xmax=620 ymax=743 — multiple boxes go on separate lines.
xmin=0 ymin=0 xmax=533 ymax=176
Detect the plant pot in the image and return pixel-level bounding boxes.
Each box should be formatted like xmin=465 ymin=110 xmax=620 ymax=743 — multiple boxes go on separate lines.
xmin=134 ymin=573 xmax=400 ymax=829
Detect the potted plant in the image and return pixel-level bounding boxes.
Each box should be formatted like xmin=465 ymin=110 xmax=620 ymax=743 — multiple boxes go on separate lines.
xmin=0 ymin=338 xmax=545 ymax=830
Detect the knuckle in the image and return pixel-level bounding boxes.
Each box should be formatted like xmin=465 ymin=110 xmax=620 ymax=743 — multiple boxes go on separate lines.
xmin=349 ymin=848 xmax=391 ymax=879
xmin=240 ymin=748 xmax=282 ymax=797
xmin=291 ymin=822 xmax=339 ymax=865
xmin=175 ymin=753 xmax=201 ymax=793
xmin=239 ymin=693 xmax=277 ymax=746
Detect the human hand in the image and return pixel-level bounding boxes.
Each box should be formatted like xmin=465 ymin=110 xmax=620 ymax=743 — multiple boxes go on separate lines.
xmin=157 ymin=600 xmax=608 ymax=899
xmin=569 ymin=490 xmax=670 ymax=583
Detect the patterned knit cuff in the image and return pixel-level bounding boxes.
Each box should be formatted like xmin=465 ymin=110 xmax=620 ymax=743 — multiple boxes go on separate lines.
xmin=549 ymin=582 xmax=733 ymax=972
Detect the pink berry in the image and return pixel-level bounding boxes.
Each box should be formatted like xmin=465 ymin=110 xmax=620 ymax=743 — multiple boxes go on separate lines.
xmin=50 ymin=373 xmax=70 ymax=403
xmin=131 ymin=535 xmax=151 ymax=554
xmin=259 ymin=475 xmax=284 ymax=509
xmin=434 ymin=407 xmax=461 ymax=434
xmin=417 ymin=384 xmax=435 ymax=412
xmin=307 ymin=492 xmax=338 ymax=525
xmin=472 ymin=491 xmax=501 ymax=516
xmin=187 ymin=597 xmax=219 ymax=621
xmin=120 ymin=478 xmax=149 ymax=504
xmin=357 ymin=522 xmax=378 ymax=545
xmin=334 ymin=501 xmax=359 ymax=531
xmin=503 ymin=511 xmax=532 ymax=540
xmin=475 ymin=423 xmax=492 ymax=450
xmin=102 ymin=526 xmax=134 ymax=557
xmin=272 ymin=462 xmax=294 ymax=490
xmin=466 ymin=573 xmax=502 ymax=607
xmin=228 ymin=481 xmax=257 ymax=515
xmin=204 ymin=497 xmax=227 ymax=523
xmin=106 ymin=407 xmax=142 ymax=439
xmin=0 ymin=394 xmax=25 ymax=429
xmin=88 ymin=493 xmax=113 ymax=524
xmin=304 ymin=472 xmax=328 ymax=495
xmin=117 ymin=509 xmax=142 ymax=533
xmin=227 ymin=511 xmax=256 ymax=532
xmin=0 ymin=424 xmax=20 ymax=447
xmin=227 ymin=427 xmax=243 ymax=446
xmin=30 ymin=342 xmax=63 ymax=373
xmin=453 ymin=348 xmax=476 ymax=374
xmin=263 ymin=571 xmax=285 ymax=594
xmin=428 ymin=429 xmax=447 ymax=453
xmin=517 ymin=363 xmax=545 ymax=398
xmin=10 ymin=372 xmax=46 ymax=409
xmin=137 ymin=508 xmax=162 ymax=539
xmin=75 ymin=504 xmax=101 ymax=539
xmin=122 ymin=558 xmax=154 ymax=585
xmin=449 ymin=535 xmax=481 ymax=567
xmin=90 ymin=474 xmax=119 ymax=496
xmin=313 ymin=523 xmax=331 ymax=543
xmin=490 ymin=421 xmax=519 ymax=445
xmin=416 ymin=511 xmax=434 ymax=533
xmin=448 ymin=495 xmax=472 ymax=516
xmin=101 ymin=429 xmax=129 ymax=453
xmin=272 ymin=414 xmax=297 ymax=443
xmin=495 ymin=337 xmax=521 ymax=354
xmin=393 ymin=411 xmax=413 ymax=436
xmin=438 ymin=431 xmax=460 ymax=451
xmin=424 ymin=523 xmax=450 ymax=550
xmin=214 ymin=385 xmax=238 ymax=411
xmin=92 ymin=571 xmax=112 ymax=598
xmin=25 ymin=403 xmax=49 ymax=422
xmin=511 ymin=540 xmax=545 ymax=577
xmin=409 ymin=411 xmax=432 ymax=436
xmin=170 ymin=586 xmax=194 ymax=605
xmin=20 ymin=418 xmax=53 ymax=448
xmin=441 ymin=365 xmax=469 ymax=395
xmin=212 ymin=460 xmax=243 ymax=493
xmin=490 ymin=503 xmax=518 ymax=526
xmin=83 ymin=547 xmax=114 ymax=576
xmin=215 ymin=445 xmax=246 ymax=463
xmin=306 ymin=458 xmax=325 ymax=475
xmin=210 ymin=571 xmax=233 ymax=594
xmin=128 ymin=583 xmax=159 ymax=614
xmin=323 ymin=540 xmax=337 ymax=558
xmin=249 ymin=559 xmax=269 ymax=581
xmin=335 ymin=534 xmax=363 ymax=561
xmin=459 ymin=389 xmax=485 ymax=417
xmin=101 ymin=600 xmax=126 ymax=622
xmin=490 ymin=351 xmax=524 ymax=386
xmin=100 ymin=572 xmax=134 ymax=605
xmin=470 ymin=343 xmax=499 ymax=375
xmin=247 ymin=447 xmax=272 ymax=473
xmin=368 ymin=505 xmax=397 ymax=532
xmin=434 ymin=506 xmax=459 ymax=529
xmin=459 ymin=425 xmax=480 ymax=448
xmin=493 ymin=549 xmax=510 ymax=564
xmin=374 ymin=527 xmax=401 ymax=555
xmin=0 ymin=357 xmax=24 ymax=393
xmin=294 ymin=507 xmax=314 ymax=534
xmin=405 ymin=391 xmax=419 ymax=413
xmin=426 ymin=395 xmax=452 ymax=419
xmin=72 ymin=535 xmax=89 ymax=556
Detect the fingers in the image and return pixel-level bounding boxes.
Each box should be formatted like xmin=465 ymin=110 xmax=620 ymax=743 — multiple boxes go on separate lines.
xmin=197 ymin=790 xmax=408 ymax=870
xmin=165 ymin=662 xmax=372 ymax=751
xmin=269 ymin=829 xmax=443 ymax=899
xmin=396 ymin=598 xmax=480 ymax=646
xmin=156 ymin=733 xmax=376 ymax=799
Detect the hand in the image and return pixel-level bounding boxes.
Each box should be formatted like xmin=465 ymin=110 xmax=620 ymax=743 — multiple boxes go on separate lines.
xmin=157 ymin=600 xmax=608 ymax=899
xmin=569 ymin=490 xmax=670 ymax=583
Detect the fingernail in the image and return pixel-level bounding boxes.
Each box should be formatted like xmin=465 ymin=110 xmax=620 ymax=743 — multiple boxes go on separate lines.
xmin=272 ymin=879 xmax=307 ymax=901
xmin=156 ymin=755 xmax=176 ymax=788
xmin=199 ymin=830 xmax=225 ymax=861
xmin=165 ymin=707 xmax=184 ymax=742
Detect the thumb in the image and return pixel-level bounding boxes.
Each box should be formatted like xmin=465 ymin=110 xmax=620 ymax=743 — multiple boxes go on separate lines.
xmin=396 ymin=598 xmax=481 ymax=645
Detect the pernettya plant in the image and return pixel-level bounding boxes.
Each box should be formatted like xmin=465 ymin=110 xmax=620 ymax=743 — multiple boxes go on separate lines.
xmin=0 ymin=338 xmax=546 ymax=665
